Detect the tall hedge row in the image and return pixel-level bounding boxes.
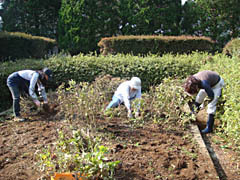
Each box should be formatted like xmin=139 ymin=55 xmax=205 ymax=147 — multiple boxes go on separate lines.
xmin=45 ymin=53 xmax=207 ymax=90
xmin=0 ymin=32 xmax=57 ymax=61
xmin=98 ymin=35 xmax=215 ymax=56
xmin=223 ymin=38 xmax=240 ymax=57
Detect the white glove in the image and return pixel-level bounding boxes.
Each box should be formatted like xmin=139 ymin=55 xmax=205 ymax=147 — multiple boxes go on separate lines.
xmin=34 ymin=100 xmax=41 ymax=107
xmin=127 ymin=111 xmax=132 ymax=118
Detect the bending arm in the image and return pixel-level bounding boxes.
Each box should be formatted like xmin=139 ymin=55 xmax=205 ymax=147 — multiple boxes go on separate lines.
xmin=201 ymin=80 xmax=214 ymax=100
xmin=29 ymin=72 xmax=39 ymax=100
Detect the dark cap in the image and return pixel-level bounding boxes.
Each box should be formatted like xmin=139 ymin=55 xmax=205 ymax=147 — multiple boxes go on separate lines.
xmin=43 ymin=67 xmax=53 ymax=81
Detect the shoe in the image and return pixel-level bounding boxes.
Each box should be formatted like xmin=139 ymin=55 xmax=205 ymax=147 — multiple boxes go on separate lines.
xmin=14 ymin=116 xmax=27 ymax=122
xmin=201 ymin=127 xmax=213 ymax=134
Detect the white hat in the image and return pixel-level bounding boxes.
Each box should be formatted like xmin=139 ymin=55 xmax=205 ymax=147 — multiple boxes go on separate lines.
xmin=130 ymin=77 xmax=141 ymax=90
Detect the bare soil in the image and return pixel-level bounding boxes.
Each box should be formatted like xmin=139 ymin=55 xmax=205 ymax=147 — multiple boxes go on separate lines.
xmin=0 ymin=106 xmax=240 ymax=180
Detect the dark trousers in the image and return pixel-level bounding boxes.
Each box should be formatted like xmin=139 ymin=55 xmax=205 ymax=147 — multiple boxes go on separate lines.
xmin=7 ymin=72 xmax=29 ymax=117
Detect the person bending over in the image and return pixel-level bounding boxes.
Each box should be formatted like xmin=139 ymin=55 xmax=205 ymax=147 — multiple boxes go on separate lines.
xmin=106 ymin=77 xmax=142 ymax=118
xmin=184 ymin=70 xmax=224 ymax=134
xmin=7 ymin=67 xmax=53 ymax=122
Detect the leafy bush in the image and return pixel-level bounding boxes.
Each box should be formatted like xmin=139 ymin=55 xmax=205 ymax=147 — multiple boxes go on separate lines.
xmin=146 ymin=78 xmax=194 ymax=126
xmin=45 ymin=52 xmax=206 ymax=91
xmin=56 ymin=75 xmax=126 ymax=124
xmin=223 ymin=38 xmax=240 ymax=57
xmin=98 ymin=35 xmax=215 ymax=56
xmin=0 ymin=31 xmax=57 ymax=61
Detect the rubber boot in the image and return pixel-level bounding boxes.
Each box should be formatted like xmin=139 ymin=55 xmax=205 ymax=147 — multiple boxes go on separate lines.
xmin=201 ymin=114 xmax=215 ymax=134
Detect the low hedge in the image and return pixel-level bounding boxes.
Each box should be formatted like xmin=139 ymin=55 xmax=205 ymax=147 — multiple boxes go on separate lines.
xmin=98 ymin=35 xmax=215 ymax=56
xmin=0 ymin=31 xmax=57 ymax=61
xmin=45 ymin=53 xmax=207 ymax=90
xmin=222 ymin=38 xmax=240 ymax=57
xmin=0 ymin=52 xmax=208 ymax=112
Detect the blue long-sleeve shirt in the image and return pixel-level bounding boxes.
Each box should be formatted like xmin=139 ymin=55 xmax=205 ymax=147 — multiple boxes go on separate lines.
xmin=201 ymin=80 xmax=214 ymax=99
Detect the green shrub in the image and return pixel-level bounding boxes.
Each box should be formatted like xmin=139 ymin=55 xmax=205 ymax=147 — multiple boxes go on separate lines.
xmin=45 ymin=52 xmax=206 ymax=91
xmin=0 ymin=31 xmax=57 ymax=61
xmin=98 ymin=35 xmax=215 ymax=56
xmin=0 ymin=52 xmax=208 ymax=112
xmin=223 ymin=38 xmax=240 ymax=57
xmin=37 ymin=128 xmax=120 ymax=179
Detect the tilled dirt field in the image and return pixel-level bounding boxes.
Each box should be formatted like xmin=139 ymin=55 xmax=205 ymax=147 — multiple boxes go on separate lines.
xmin=0 ymin=108 xmax=240 ymax=180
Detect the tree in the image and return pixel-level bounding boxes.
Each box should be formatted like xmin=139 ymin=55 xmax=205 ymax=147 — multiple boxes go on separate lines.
xmin=1 ymin=0 xmax=61 ymax=39
xmin=58 ymin=0 xmax=183 ymax=54
xmin=58 ymin=0 xmax=120 ymax=54
xmin=195 ymin=0 xmax=240 ymax=49
xmin=180 ymin=0 xmax=203 ymax=35
xmin=117 ymin=0 xmax=182 ymax=36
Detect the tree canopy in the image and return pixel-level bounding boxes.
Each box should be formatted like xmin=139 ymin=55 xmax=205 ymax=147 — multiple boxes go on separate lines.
xmin=1 ymin=0 xmax=240 ymax=54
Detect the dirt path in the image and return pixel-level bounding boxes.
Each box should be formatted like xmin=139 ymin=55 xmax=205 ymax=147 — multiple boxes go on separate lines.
xmin=0 ymin=110 xmax=239 ymax=180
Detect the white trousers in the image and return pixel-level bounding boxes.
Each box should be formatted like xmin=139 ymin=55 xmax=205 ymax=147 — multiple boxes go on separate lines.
xmin=196 ymin=78 xmax=225 ymax=114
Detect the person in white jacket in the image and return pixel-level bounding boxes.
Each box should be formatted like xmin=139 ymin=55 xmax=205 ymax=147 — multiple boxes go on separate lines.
xmin=7 ymin=67 xmax=53 ymax=122
xmin=106 ymin=77 xmax=142 ymax=118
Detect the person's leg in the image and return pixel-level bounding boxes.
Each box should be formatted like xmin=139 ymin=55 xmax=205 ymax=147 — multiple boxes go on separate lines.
xmin=8 ymin=85 xmax=21 ymax=117
xmin=106 ymin=96 xmax=121 ymax=110
xmin=202 ymin=83 xmax=223 ymax=134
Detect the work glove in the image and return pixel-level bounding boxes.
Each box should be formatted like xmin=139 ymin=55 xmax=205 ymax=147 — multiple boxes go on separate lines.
xmin=34 ymin=100 xmax=41 ymax=107
xmin=135 ymin=111 xmax=140 ymax=118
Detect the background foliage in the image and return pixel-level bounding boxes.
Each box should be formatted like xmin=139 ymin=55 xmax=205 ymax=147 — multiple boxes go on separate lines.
xmin=0 ymin=0 xmax=61 ymax=39
xmin=2 ymin=0 xmax=239 ymax=54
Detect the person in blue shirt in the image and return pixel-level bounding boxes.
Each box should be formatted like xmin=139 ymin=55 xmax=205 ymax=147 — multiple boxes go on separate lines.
xmin=7 ymin=67 xmax=53 ymax=122
xmin=184 ymin=70 xmax=225 ymax=133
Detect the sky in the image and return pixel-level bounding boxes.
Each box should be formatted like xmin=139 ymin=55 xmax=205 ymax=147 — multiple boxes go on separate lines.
xmin=182 ymin=0 xmax=188 ymax=5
